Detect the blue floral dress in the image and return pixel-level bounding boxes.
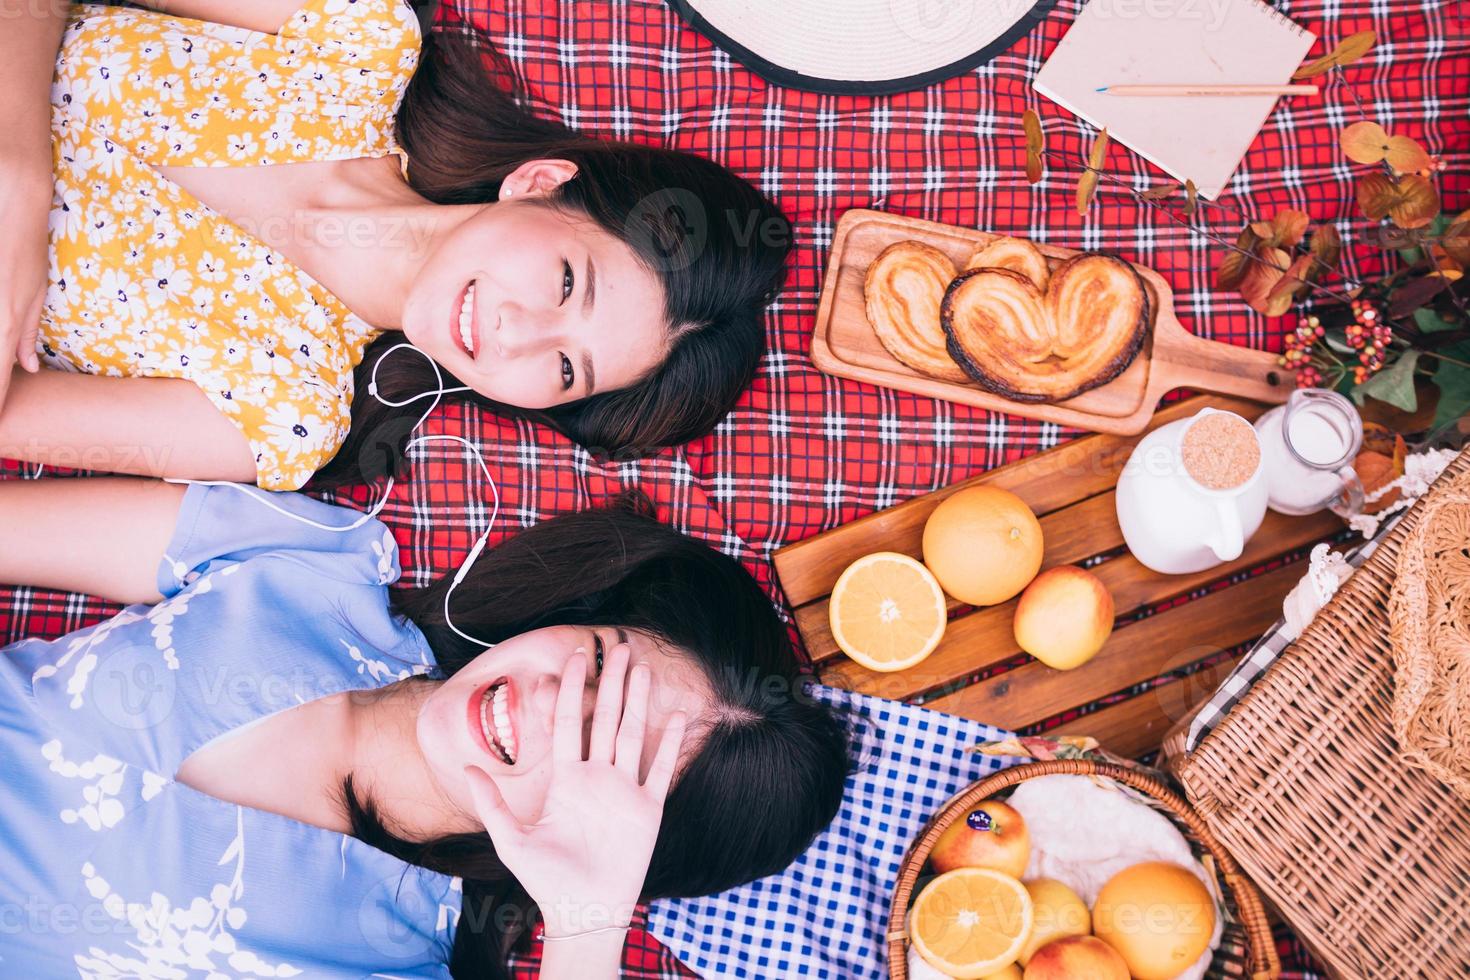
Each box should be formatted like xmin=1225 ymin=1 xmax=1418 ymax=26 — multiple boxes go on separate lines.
xmin=0 ymin=485 xmax=461 ymax=977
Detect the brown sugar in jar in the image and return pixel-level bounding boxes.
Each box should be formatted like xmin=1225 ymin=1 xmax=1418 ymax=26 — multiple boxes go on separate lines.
xmin=1181 ymin=412 xmax=1261 ymax=490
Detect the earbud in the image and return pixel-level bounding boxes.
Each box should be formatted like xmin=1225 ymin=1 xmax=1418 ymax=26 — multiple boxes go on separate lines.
xmin=167 ymin=342 xmax=500 ymax=649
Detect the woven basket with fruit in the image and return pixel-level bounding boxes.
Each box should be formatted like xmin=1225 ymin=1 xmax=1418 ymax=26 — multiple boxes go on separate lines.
xmin=889 ymin=758 xmax=1276 ymax=980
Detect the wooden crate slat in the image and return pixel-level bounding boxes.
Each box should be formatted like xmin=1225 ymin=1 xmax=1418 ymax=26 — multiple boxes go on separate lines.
xmin=793 ymin=490 xmax=1125 ymax=661
xmin=773 ymin=392 xmax=1344 ymax=761
xmin=773 ymin=394 xmax=1266 ymax=607
xmin=809 ymin=505 xmax=1339 ymax=687
xmin=799 ymin=493 xmax=1340 ymax=669
xmin=921 ymin=563 xmax=1300 ymax=730
xmin=1049 ymin=659 xmax=1240 ymax=759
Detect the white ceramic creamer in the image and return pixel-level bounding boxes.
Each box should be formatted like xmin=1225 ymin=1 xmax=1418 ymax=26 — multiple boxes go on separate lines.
xmin=1115 ymin=408 xmax=1269 ymax=575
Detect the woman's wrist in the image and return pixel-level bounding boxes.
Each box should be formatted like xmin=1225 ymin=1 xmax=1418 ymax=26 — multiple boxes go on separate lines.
xmin=537 ymin=894 xmax=638 ymax=939
xmin=537 ymin=924 xmax=627 ymax=980
xmin=536 ymin=898 xmax=633 ymax=980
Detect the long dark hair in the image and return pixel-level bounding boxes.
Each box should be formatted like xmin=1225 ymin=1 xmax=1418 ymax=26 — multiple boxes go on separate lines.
xmin=344 ymin=495 xmax=849 ymax=978
xmin=315 ymin=28 xmax=792 ymax=486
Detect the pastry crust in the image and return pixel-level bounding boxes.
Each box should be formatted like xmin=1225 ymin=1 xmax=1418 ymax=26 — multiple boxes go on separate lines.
xmin=964 ymin=236 xmax=1052 ymax=292
xmin=941 ymin=254 xmax=1149 ymax=403
xmin=863 ymin=241 xmax=970 ymax=383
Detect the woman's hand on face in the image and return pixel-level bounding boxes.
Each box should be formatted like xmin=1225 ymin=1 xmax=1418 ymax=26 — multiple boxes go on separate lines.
xmin=463 ymin=643 xmax=686 ymax=937
xmin=0 ymin=169 xmax=50 ymax=413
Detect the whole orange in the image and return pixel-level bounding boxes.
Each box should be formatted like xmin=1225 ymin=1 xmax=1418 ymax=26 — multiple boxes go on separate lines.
xmin=923 ymin=486 xmax=1044 ymax=606
xmin=1093 ymin=862 xmax=1217 ymax=980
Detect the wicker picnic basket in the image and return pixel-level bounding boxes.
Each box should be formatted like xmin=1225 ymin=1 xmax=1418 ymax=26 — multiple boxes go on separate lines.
xmin=887 ymin=759 xmax=1279 ymax=980
xmin=1171 ymin=448 xmax=1470 ymax=978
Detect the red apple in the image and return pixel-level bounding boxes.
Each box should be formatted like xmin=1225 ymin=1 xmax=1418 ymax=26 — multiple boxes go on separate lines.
xmin=928 ymin=800 xmax=1030 ymax=877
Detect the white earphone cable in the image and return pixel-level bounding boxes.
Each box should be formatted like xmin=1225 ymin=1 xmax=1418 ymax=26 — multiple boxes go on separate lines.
xmin=166 ymin=342 xmax=499 ymax=648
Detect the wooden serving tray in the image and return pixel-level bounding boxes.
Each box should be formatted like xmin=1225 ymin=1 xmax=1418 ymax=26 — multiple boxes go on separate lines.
xmin=773 ymin=395 xmax=1344 ymax=760
xmin=812 ymin=209 xmax=1292 ymax=435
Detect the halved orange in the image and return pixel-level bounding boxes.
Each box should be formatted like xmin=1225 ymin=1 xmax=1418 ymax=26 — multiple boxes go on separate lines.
xmin=909 ymin=868 xmax=1034 ymax=979
xmin=829 ymin=552 xmax=947 ymax=673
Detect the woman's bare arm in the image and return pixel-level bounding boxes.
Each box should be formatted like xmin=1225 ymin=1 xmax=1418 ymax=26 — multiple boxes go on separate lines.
xmin=0 ymin=0 xmax=66 ymax=168
xmin=0 ymin=0 xmax=69 ymax=411
xmin=0 ymin=476 xmax=186 ymax=604
xmin=0 ymin=368 xmax=257 ymax=483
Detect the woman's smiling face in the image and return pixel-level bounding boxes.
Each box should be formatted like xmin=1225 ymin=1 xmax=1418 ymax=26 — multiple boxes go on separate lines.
xmin=400 ymin=160 xmax=672 ymax=411
xmin=415 ymin=624 xmax=711 ymax=826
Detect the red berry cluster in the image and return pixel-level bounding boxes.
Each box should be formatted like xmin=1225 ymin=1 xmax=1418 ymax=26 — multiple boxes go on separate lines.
xmin=1280 ymin=314 xmax=1325 ymax=388
xmin=1346 ymin=300 xmax=1393 ymax=384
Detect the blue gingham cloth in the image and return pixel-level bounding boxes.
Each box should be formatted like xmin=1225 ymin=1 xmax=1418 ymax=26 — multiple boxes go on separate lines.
xmin=645 ymin=685 xmax=1021 ymax=979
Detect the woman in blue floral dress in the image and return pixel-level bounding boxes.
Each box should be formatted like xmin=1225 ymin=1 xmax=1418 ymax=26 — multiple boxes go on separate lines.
xmin=0 ymin=478 xmax=847 ymax=979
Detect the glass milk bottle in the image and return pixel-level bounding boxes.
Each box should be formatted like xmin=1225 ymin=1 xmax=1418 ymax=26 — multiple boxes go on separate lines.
xmin=1253 ymin=388 xmax=1365 ymax=517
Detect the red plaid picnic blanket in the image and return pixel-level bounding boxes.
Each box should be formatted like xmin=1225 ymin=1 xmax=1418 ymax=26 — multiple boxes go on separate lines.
xmin=3 ymin=0 xmax=1465 ymax=976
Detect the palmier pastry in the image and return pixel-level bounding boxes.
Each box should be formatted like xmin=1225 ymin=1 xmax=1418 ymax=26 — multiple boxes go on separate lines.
xmin=863 ymin=241 xmax=969 ymax=383
xmin=941 ymin=254 xmax=1149 ymax=403
xmin=963 ymin=236 xmax=1051 ymax=292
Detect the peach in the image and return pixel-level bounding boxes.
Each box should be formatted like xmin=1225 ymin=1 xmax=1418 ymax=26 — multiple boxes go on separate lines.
xmin=929 ymin=800 xmax=1030 ymax=878
xmin=1022 ymin=936 xmax=1129 ymax=980
xmin=1013 ymin=566 xmax=1114 ymax=670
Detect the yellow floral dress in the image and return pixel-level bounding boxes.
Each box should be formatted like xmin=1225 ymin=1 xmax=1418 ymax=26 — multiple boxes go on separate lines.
xmin=41 ymin=0 xmax=423 ymax=489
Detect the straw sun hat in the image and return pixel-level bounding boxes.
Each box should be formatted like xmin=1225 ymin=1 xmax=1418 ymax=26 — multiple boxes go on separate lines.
xmin=663 ymin=0 xmax=1059 ymax=95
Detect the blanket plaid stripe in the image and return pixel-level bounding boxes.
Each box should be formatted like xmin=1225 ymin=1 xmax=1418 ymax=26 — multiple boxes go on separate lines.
xmin=3 ymin=0 xmax=1465 ymax=976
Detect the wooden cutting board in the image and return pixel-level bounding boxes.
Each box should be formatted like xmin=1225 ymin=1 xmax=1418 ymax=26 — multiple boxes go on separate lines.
xmin=811 ymin=209 xmax=1292 ymax=435
xmin=773 ymin=395 xmax=1344 ymax=760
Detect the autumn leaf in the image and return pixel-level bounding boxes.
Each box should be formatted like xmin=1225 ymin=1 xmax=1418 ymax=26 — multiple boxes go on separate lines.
xmin=1184 ymin=179 xmax=1198 ymax=219
xmin=1356 ymin=423 xmax=1407 ymax=513
xmin=1439 ymin=209 xmax=1470 ymax=267
xmin=1248 ymin=210 xmax=1309 ymax=249
xmin=1140 ymin=182 xmax=1181 ymax=201
xmin=1340 ymin=121 xmax=1390 ymax=164
xmin=1292 ymin=29 xmax=1376 ymax=79
xmin=1271 ymin=209 xmax=1311 ymax=248
xmin=1075 ymin=171 xmax=1098 ymax=216
xmin=1307 ymin=224 xmax=1342 ymax=282
xmin=1088 ymin=129 xmax=1110 ymax=171
xmin=1217 ymin=224 xmax=1263 ymax=289
xmin=1428 ymin=243 xmax=1464 ymax=281
xmin=1357 ymin=172 xmax=1440 ymax=229
xmin=1388 ymin=273 xmax=1449 ymax=318
xmin=1384 ymin=135 xmax=1433 ymax=175
xmin=1267 ymin=254 xmax=1315 ymax=312
xmin=1022 ymin=110 xmax=1044 ymax=155
xmin=1217 ymin=226 xmax=1264 ymax=290
xmin=1023 ymin=109 xmax=1044 ymax=184
xmin=1239 ymin=246 xmax=1292 ymax=316
xmin=1386 ymin=174 xmax=1439 ymax=229
xmin=1075 ymin=127 xmax=1110 ymax=215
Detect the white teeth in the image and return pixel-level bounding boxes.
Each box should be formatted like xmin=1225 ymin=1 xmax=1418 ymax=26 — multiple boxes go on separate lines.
xmin=457 ymin=282 xmax=476 ymax=354
xmin=478 ymin=682 xmax=516 ymax=765
xmin=492 ymin=684 xmax=516 ymax=759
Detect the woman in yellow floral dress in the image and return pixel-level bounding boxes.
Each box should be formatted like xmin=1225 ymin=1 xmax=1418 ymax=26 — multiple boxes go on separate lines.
xmin=0 ymin=0 xmax=790 ymax=489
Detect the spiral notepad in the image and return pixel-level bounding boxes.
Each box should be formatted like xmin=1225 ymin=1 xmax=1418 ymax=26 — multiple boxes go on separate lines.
xmin=1034 ymin=0 xmax=1316 ymax=199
